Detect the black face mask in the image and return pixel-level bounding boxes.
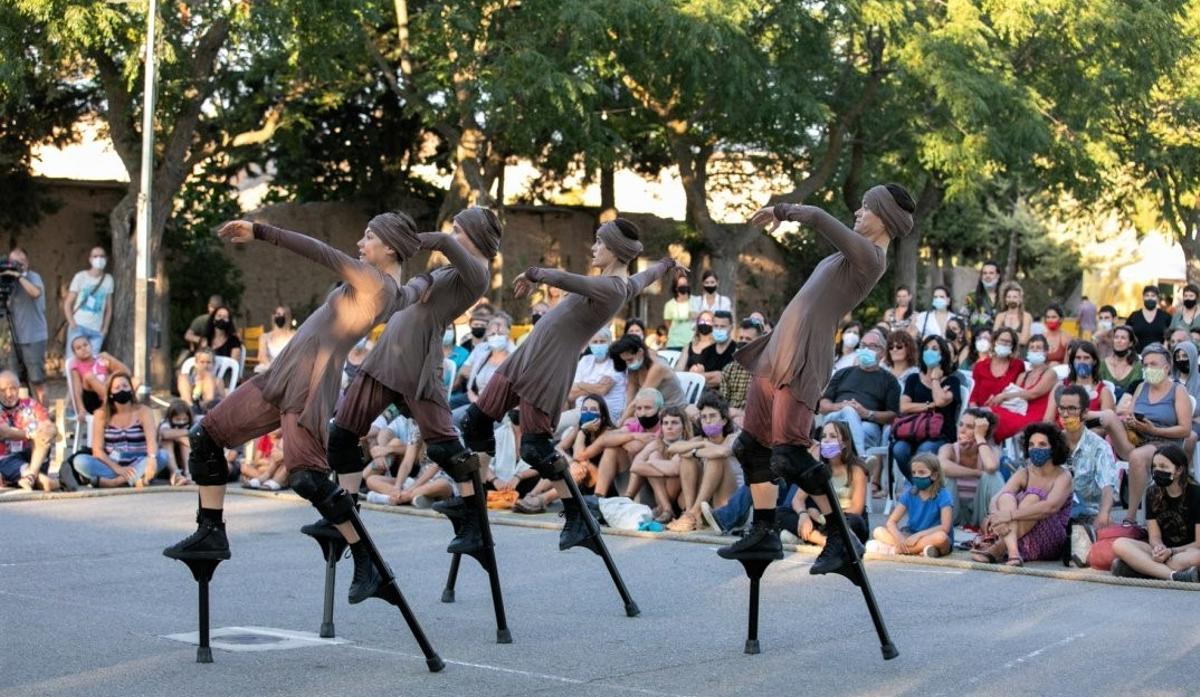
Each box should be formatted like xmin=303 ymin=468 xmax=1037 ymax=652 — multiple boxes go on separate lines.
xmin=1144 ymin=298 xmax=1158 ymax=311
xmin=703 ymin=284 xmax=718 ymax=293
xmin=170 ymin=420 xmax=190 ymax=428
xmin=213 ymin=319 xmax=231 ymax=332
xmin=531 ymin=313 xmax=543 ymax=325
xmin=470 ymin=326 xmax=487 ymax=339
xmin=734 ymin=341 xmax=747 ymax=351
xmin=1114 ymin=347 xmax=1131 ymax=358
xmin=697 ymin=324 xmax=713 ymax=336
xmin=676 ymin=285 xmax=690 ymax=296
xmin=637 ymin=414 xmax=661 ymax=430
xmin=1175 ymin=357 xmax=1191 ymax=375
xmin=110 ymin=390 xmax=133 ymax=405
xmin=1152 ymin=470 xmax=1175 ymax=488
xmin=273 ymin=315 xmax=287 ymax=328
xmin=945 ymin=330 xmax=959 ymax=343
xmin=1186 ymin=298 xmax=1197 ymax=310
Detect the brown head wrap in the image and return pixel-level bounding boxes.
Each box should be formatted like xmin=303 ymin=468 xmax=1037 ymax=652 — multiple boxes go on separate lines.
xmin=454 ymin=207 xmax=502 ymax=259
xmin=863 ymin=185 xmax=913 ymax=239
xmin=596 ymin=219 xmax=644 ymax=264
xmin=367 ymin=212 xmax=421 ymax=260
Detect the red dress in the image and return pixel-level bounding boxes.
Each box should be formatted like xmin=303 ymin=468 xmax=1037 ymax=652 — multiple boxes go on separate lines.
xmin=990 ymin=367 xmax=1055 ymax=442
xmin=970 ymin=358 xmax=1024 ymax=407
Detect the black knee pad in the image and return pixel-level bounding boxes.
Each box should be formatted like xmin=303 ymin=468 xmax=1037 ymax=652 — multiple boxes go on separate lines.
xmin=426 ymin=439 xmax=478 ymax=482
xmin=520 ymin=433 xmax=566 ymax=480
xmin=733 ymin=431 xmax=774 ymax=485
xmin=461 ymin=403 xmax=496 ymax=455
xmin=327 ymin=423 xmax=365 ymax=475
xmin=188 ymin=424 xmax=227 ymax=486
xmin=771 ymin=444 xmax=828 ymax=495
xmin=290 ymin=470 xmax=355 ymax=524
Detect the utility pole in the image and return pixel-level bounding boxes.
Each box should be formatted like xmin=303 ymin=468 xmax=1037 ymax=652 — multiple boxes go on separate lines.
xmin=133 ymin=0 xmax=158 ymax=396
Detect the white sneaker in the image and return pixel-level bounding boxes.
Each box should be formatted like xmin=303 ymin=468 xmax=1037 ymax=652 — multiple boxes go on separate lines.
xmin=780 ymin=530 xmax=801 ymax=545
xmin=248 ymin=478 xmax=261 ymax=489
xmin=1070 ymin=523 xmax=1095 ymax=567
xmin=365 ymin=491 xmax=391 ymax=505
xmin=261 ymin=479 xmax=282 ymax=491
xmin=922 ymin=545 xmax=941 ymax=558
xmin=865 ymin=540 xmax=896 ymax=556
xmin=699 ymin=501 xmax=725 ymax=534
xmin=412 ymin=494 xmax=433 ymax=509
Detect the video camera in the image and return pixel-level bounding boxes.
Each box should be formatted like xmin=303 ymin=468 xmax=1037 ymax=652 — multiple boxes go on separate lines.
xmin=0 ymin=258 xmax=24 ymax=302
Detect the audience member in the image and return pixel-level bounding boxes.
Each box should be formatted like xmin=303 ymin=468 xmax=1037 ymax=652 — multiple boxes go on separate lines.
xmin=1167 ymin=327 xmax=1191 ymax=354
xmin=695 ymin=270 xmax=732 ymax=315
xmin=452 ymin=314 xmax=513 ymax=414
xmin=882 ymin=285 xmax=915 ymax=334
xmin=68 ymin=335 xmax=131 ymax=421
xmin=184 ymin=294 xmax=223 ymax=355
xmin=832 ymin=320 xmax=864 ymax=371
xmin=63 ymin=246 xmax=114 ymax=354
xmin=459 ymin=307 xmax=491 ymax=355
xmin=883 ymin=329 xmax=917 ymax=383
xmin=781 ymin=420 xmax=869 ymax=545
xmin=254 ymin=305 xmax=296 ymax=373
xmin=676 ymin=309 xmax=716 ymax=371
xmin=517 ymin=395 xmax=614 ymax=512
xmin=663 ymin=273 xmax=696 ymax=350
xmin=1045 ymin=341 xmax=1115 ymax=422
xmin=944 ymin=316 xmax=967 ymax=370
xmin=892 ymin=335 xmax=962 ymax=481
xmin=648 ymin=325 xmax=668 ymax=351
xmin=517 ymin=302 xmax=549 ymax=347
xmin=1170 ymin=340 xmax=1200 ymax=440
xmin=1099 ymin=325 xmax=1142 ymax=398
xmin=868 ymin=453 xmax=953 ymax=557
xmin=1170 ymin=284 xmax=1200 ymax=334
xmin=74 ymin=373 xmax=166 ymax=489
xmin=696 ymin=310 xmax=738 ymax=387
xmin=1093 ymin=304 xmax=1118 ymax=357
xmin=240 ymin=430 xmax=286 ymax=491
xmin=819 ymin=329 xmax=899 ymax=457
xmin=342 ymin=337 xmax=373 ymax=388
xmin=205 ymin=305 xmax=242 ymax=364
xmin=612 ymin=335 xmax=686 ymax=421
xmin=939 ymin=408 xmax=1004 ymax=528
xmin=1128 ymin=285 xmax=1171 ymax=351
xmin=913 ymin=285 xmax=956 ymax=339
xmin=1110 ymin=444 xmax=1200 ymax=583
xmin=363 ymin=414 xmax=425 ymax=504
xmin=483 ymin=410 xmax=539 ymax=499
xmin=961 ymin=326 xmax=992 ymax=373
xmin=665 ymin=392 xmax=740 ymax=532
xmin=963 ymin=260 xmax=1002 ymax=331
xmin=985 ymin=334 xmax=1057 ymax=441
xmin=3 ymin=248 xmax=48 ymax=404
xmin=993 ymin=281 xmax=1033 ymax=348
xmin=1055 ymin=385 xmax=1118 ymax=528
xmin=627 ymin=405 xmax=692 ymax=523
xmin=1077 ymin=295 xmax=1097 ymax=338
xmin=0 ymin=370 xmax=57 ymax=491
xmin=623 ymin=318 xmax=647 ymax=341
xmin=719 ymin=318 xmax=763 ymax=420
xmin=1041 ymin=303 xmax=1074 ymax=366
xmin=567 ymin=328 xmax=627 ymax=420
xmin=157 ymin=399 xmax=193 ymax=486
xmin=747 ymin=311 xmax=772 ymax=334
xmin=178 ymin=348 xmax=227 ymax=414
xmin=444 ymin=323 xmax=470 ymax=373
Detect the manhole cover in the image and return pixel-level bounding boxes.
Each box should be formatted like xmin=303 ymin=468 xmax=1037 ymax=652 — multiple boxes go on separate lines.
xmin=217 ymin=632 xmax=287 ymax=646
xmin=162 ymin=626 xmax=348 ymax=653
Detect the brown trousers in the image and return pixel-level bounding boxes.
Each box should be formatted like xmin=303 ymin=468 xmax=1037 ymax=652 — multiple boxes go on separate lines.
xmin=334 ymin=372 xmax=458 ymax=442
xmin=474 ymin=372 xmax=554 ymax=436
xmin=741 ymin=376 xmax=815 ymax=448
xmin=201 ymin=375 xmax=329 ymax=473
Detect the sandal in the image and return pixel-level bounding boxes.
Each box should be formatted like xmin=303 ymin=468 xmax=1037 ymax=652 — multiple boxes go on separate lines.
xmin=17 ymin=472 xmax=37 ymax=491
xmin=666 ymin=512 xmax=698 ymax=532
xmin=1005 ymin=556 xmax=1024 ymax=567
xmin=513 ymin=495 xmax=546 ymax=514
xmin=653 ymin=508 xmax=674 ymax=524
xmin=971 ymin=550 xmax=1000 ymax=564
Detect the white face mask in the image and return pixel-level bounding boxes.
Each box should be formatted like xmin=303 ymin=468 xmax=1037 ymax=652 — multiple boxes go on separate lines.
xmin=975 ymin=339 xmax=991 ymax=354
xmin=1026 ymin=351 xmax=1046 ymax=366
xmin=994 ymin=344 xmax=1013 ymax=358
xmin=1098 ymin=320 xmax=1113 ymax=331
xmin=842 ymin=333 xmax=860 ymax=349
xmin=91 ymin=256 xmax=107 ymax=271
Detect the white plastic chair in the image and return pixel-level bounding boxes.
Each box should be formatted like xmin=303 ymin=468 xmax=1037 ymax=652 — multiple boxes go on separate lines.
xmin=1052 ymin=363 xmax=1070 ymax=381
xmin=674 ymin=371 xmax=706 ymax=406
xmin=656 ymin=349 xmax=681 ymax=368
xmin=180 ymin=355 xmax=241 ymax=391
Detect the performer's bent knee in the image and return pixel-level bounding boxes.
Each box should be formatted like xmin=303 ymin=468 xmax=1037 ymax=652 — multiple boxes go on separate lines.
xmin=520 ymin=433 xmax=565 ymax=480
xmin=188 ymin=424 xmax=228 ymax=486
xmin=426 ymin=439 xmax=478 ymax=482
xmin=770 ymin=444 xmax=828 ymax=495
xmin=461 ymin=404 xmax=496 ymax=455
xmin=290 ymin=469 xmax=355 ymax=523
xmin=733 ymin=431 xmax=774 ymax=485
xmin=327 ymin=422 xmax=365 ymax=475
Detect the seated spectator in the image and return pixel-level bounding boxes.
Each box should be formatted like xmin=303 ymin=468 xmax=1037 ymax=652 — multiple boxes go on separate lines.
xmin=612 ymin=335 xmax=686 ymax=421
xmin=68 ymin=334 xmax=131 ymax=421
xmin=342 ymin=337 xmax=373 ymax=389
xmin=698 ymin=310 xmax=737 ymax=388
xmin=483 ymin=409 xmax=539 ymax=500
xmin=676 ymin=310 xmax=716 ymax=372
xmin=254 ymin=305 xmax=295 ymax=373
xmin=1111 ymin=444 xmax=1200 ymax=583
xmin=443 ymin=323 xmax=469 ymax=374
xmin=567 ymin=328 xmax=626 ymax=421
xmin=664 ymin=392 xmax=740 ymax=532
xmin=184 ymin=294 xmax=222 ymax=354
xmin=517 ymin=396 xmax=616 ymax=513
xmin=240 ymin=430 xmax=286 ymax=491
xmin=0 ymin=370 xmax=58 ymax=491
xmin=1127 ymin=285 xmax=1171 ymax=353
xmin=1041 ymin=303 xmax=1074 ymax=366
xmin=832 ymin=320 xmax=864 ymax=371
xmin=663 ymin=274 xmax=696 ymax=350
xmin=892 ymin=335 xmax=962 ymax=481
xmin=818 ymin=329 xmax=899 ymax=458
xmin=868 ymin=453 xmax=953 ymax=557
xmin=748 ymin=311 xmax=772 ymax=335
xmin=516 ymin=301 xmax=549 ymax=347
xmin=157 ymin=399 xmax=193 ymax=486
xmin=883 ymin=329 xmax=917 ymax=383
xmin=458 ymin=307 xmax=491 ymax=356
xmin=363 ymin=415 xmax=427 ymax=505
xmin=205 ymin=305 xmax=242 ymax=364
xmin=944 ymin=316 xmax=967 ymax=370
xmin=719 ymin=318 xmax=764 ymax=422
xmin=1171 ymin=283 xmax=1200 ymax=334
xmin=882 ymin=285 xmax=915 ymax=334
xmin=913 ymin=285 xmax=956 ymax=339
xmin=178 ymin=348 xmax=227 ymax=414
xmin=1099 ymin=325 xmax=1142 ymax=399
xmin=1171 ymin=340 xmax=1200 ymax=441
xmin=647 ymin=324 xmax=668 ymax=351
xmin=1167 ymin=328 xmax=1191 ymax=354
xmin=781 ymin=420 xmax=869 ymax=545
xmin=993 ymin=281 xmax=1033 ymax=348
xmin=961 ymin=326 xmax=992 ymax=373
xmin=1046 ymin=341 xmax=1115 ymax=425
xmin=564 ymin=387 xmax=665 ymax=502
xmin=74 ymin=373 xmax=167 ymax=489
xmin=982 ymin=333 xmax=1058 ymax=442
xmin=623 ymin=318 xmax=648 ymax=341
xmin=972 ymin=423 xmax=1073 ymax=565
xmin=1093 ymin=305 xmax=1118 ymax=358
xmin=452 ymin=314 xmax=513 ymax=413
xmin=969 ymin=327 xmax=1021 ymax=407
xmin=626 ymin=406 xmax=693 ymax=523
xmin=939 ymin=408 xmax=1005 ymax=528
xmin=1055 ymin=385 xmax=1118 ymax=529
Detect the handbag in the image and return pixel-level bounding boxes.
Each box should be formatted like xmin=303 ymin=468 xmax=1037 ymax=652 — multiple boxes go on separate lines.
xmin=893 ymin=412 xmax=945 ymax=443
xmin=1087 ymin=523 xmax=1147 ymax=571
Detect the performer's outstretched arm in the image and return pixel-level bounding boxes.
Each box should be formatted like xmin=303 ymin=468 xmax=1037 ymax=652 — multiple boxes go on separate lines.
xmin=626 ymin=257 xmax=679 ymax=297
xmin=772 ymin=204 xmax=879 ymax=272
xmin=251 ymin=223 xmax=385 ymax=292
xmin=521 ymin=267 xmax=619 ymax=300
xmin=418 ymin=231 xmax=489 ymax=289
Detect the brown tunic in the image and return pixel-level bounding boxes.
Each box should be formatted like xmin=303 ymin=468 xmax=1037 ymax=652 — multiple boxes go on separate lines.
xmin=735 ymin=206 xmax=885 ymax=409
xmin=251 ymin=223 xmax=430 ymax=439
xmin=499 ymin=259 xmax=675 ymax=422
xmin=358 ymin=232 xmax=490 ymax=402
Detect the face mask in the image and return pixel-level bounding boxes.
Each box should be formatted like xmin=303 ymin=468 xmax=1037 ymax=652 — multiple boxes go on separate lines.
xmin=1152 ymin=470 xmax=1175 ymax=488
xmin=713 ymin=329 xmax=730 ymax=344
xmin=982 ymin=279 xmax=998 ymax=289
xmin=1175 ymin=357 xmax=1190 ymax=375
xmin=922 ymin=348 xmax=942 ymax=368
xmin=1113 ymin=346 xmax=1131 ymax=358
xmin=213 ymin=319 xmax=231 ymax=331
xmin=819 ymin=442 xmax=842 ymax=459
xmin=1044 ymin=319 xmax=1061 ymax=330
xmin=1144 ymin=298 xmax=1158 ymax=311
xmin=856 ymin=347 xmax=878 ymax=368
xmin=531 ymin=313 xmax=543 ymax=325
xmin=1026 ymin=351 xmax=1046 ymax=366
xmin=912 ymin=476 xmax=933 ymax=491
xmin=1006 ymin=300 xmax=1019 ymax=309
xmin=1027 ymin=447 xmax=1052 ymax=467
xmin=945 ymin=329 xmax=959 ymax=343
xmin=1061 ymin=415 xmax=1082 ymax=432
xmin=579 ymin=411 xmax=600 ymax=426
xmin=91 ymin=256 xmax=107 ymax=271
xmin=994 ymin=344 xmax=1013 ymax=358
xmin=1186 ymin=298 xmax=1197 ymax=310
xmin=975 ymin=339 xmax=992 ymax=354
xmin=676 ymin=285 xmax=690 ymax=296
xmin=590 ymin=344 xmax=609 ymax=360
xmin=626 ymin=357 xmax=644 ymax=372
xmin=110 ymin=390 xmax=133 ymax=405
xmin=703 ymin=284 xmax=718 ymax=293
xmin=931 ymin=297 xmax=949 ymax=311
xmin=487 ymin=335 xmax=508 ymax=351
xmin=1074 ymin=362 xmax=1092 ymax=378
xmin=637 ymin=414 xmax=660 ymax=430
xmin=734 ymin=341 xmax=747 ymax=351
xmin=273 ymin=315 xmax=287 ymax=328
xmin=170 ymin=420 xmax=190 ymax=429
xmin=443 ymin=329 xmax=455 ymax=346
xmin=470 ymin=326 xmax=487 ymax=339
xmin=1144 ymin=366 xmax=1167 ymax=385
xmin=697 ymin=324 xmax=713 ymax=336
xmin=1098 ymin=320 xmax=1113 ymax=331
xmin=842 ymin=332 xmax=860 ymax=349
xmin=701 ymin=422 xmax=724 ymax=437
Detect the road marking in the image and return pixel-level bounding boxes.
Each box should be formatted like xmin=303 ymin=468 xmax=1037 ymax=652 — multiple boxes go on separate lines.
xmin=934 ymin=632 xmax=1088 ymax=696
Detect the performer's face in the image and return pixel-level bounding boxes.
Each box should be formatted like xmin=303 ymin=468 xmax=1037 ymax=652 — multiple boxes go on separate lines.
xmin=853 ymin=203 xmax=885 ymax=237
xmin=452 ymin=223 xmax=482 ymax=257
xmin=358 ymin=228 xmax=395 ymax=267
xmin=591 ymin=237 xmax=617 ymax=269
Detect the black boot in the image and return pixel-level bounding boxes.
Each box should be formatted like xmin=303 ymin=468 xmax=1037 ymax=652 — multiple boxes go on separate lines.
xmin=347 ymin=541 xmax=382 ymax=604
xmin=717 ymin=522 xmax=783 ymax=561
xmin=446 ymin=504 xmax=484 ymax=554
xmin=811 ymin=530 xmax=864 ymax=578
xmin=164 ymin=516 xmax=231 ymax=561
xmin=558 ymin=498 xmax=600 ymax=553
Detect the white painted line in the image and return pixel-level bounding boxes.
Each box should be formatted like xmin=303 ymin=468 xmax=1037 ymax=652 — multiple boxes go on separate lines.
xmin=895 ymin=568 xmax=965 ymax=575
xmin=934 ymin=632 xmax=1087 ymax=696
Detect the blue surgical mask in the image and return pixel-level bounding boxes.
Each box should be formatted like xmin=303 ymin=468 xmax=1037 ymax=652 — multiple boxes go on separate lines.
xmin=713 ymin=329 xmax=730 ymax=344
xmin=1028 ymin=447 xmax=1052 ymax=466
xmin=590 ymin=344 xmax=609 ymax=360
xmin=932 ymin=297 xmax=949 ymax=311
xmin=626 ymin=358 xmax=643 ymax=372
xmin=487 ymin=335 xmax=508 ymax=351
xmin=922 ymin=348 xmax=942 ymax=368
xmin=856 ymin=347 xmax=878 ymax=368
xmin=579 ymin=411 xmax=600 ymax=426
xmin=443 ymin=329 xmax=455 ymax=346
xmin=912 ymin=476 xmax=933 ymax=491
xmin=1026 ymin=351 xmax=1046 ymax=366
xmin=1073 ymin=362 xmax=1092 ymax=378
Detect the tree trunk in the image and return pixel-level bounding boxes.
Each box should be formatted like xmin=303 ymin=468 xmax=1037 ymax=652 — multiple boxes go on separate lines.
xmin=1004 ymin=216 xmax=1021 ymax=282
xmin=107 ymin=192 xmax=137 ymax=365
xmin=599 ymin=164 xmax=616 ymax=222
xmin=895 ymin=178 xmax=943 ymax=294
xmin=1182 ymin=233 xmax=1200 ymax=287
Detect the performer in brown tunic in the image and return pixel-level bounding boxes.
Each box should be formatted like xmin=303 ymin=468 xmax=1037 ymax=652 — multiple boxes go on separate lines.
xmin=163 ymin=214 xmax=429 ymax=604
xmin=453 ymin=218 xmax=682 ymax=553
xmin=718 ymin=184 xmax=915 ymax=576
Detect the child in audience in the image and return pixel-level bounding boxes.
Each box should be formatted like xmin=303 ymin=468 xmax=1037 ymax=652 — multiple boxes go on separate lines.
xmin=157 ymin=399 xmax=194 ymax=486
xmin=868 ymin=453 xmax=953 ymax=557
xmin=239 ymin=430 xmax=286 ymax=490
xmin=779 ymin=420 xmax=869 ymax=545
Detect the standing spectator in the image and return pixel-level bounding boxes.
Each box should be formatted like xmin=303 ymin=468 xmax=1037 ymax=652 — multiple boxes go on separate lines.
xmin=1099 ymin=325 xmax=1142 ymax=398
xmin=1128 ymin=285 xmax=1171 ymax=351
xmin=73 ymin=373 xmax=165 ymax=489
xmin=0 ymin=370 xmax=57 ymax=491
xmin=68 ymin=335 xmax=131 ymax=421
xmin=62 ymin=246 xmax=113 ymax=354
xmin=663 ymin=274 xmax=695 ymax=350
xmin=1042 ymin=303 xmax=1074 ymax=366
xmin=666 ymin=392 xmax=740 ymax=532
xmin=963 ymin=260 xmax=1003 ymax=332
xmin=882 ymin=285 xmax=915 ymax=334
xmin=961 ymin=326 xmax=992 ymax=373
xmin=913 ymin=285 xmax=956 ymax=339
xmin=695 ymin=270 xmax=732 ymax=315
xmin=938 ymin=408 xmax=1004 ymax=528
xmin=993 ymin=281 xmax=1033 ymax=348
xmin=1170 ymin=284 xmax=1200 ymax=334
xmin=567 ymin=328 xmax=627 ymax=420
xmin=818 ymin=330 xmax=899 ymax=457
xmin=254 ymin=305 xmax=296 ymax=373
xmin=184 ymin=294 xmax=223 ymax=355
xmin=985 ymin=334 xmax=1058 ymax=442
xmin=1055 ymin=385 xmax=1118 ymax=530
xmin=969 ymin=327 xmax=1023 ymax=409
xmin=676 ymin=309 xmax=716 ymax=371
xmin=868 ymin=453 xmax=953 ymax=557
xmin=205 ymin=305 xmax=242 ymax=364
xmin=1093 ymin=305 xmax=1118 ymax=358
xmin=719 ymin=318 xmax=763 ymax=421
xmin=832 ymin=320 xmax=864 ymax=371
xmin=3 ymin=248 xmax=48 ymax=404
xmin=892 ymin=335 xmax=962 ymax=481
xmin=781 ymin=420 xmax=870 ymax=545
xmin=973 ymin=423 xmax=1073 ymax=565
xmin=1110 ymin=444 xmax=1200 ymax=582
xmin=883 ymin=329 xmax=917 ymax=383
xmin=1077 ymin=295 xmax=1098 ymax=339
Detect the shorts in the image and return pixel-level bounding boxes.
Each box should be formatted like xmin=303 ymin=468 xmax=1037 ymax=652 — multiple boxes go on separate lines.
xmin=0 ymin=450 xmax=34 ymax=482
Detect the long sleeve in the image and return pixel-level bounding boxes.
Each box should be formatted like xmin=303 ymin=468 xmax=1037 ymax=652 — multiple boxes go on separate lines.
xmin=775 ymin=204 xmax=879 ymax=272
xmin=525 ymin=267 xmax=621 ymax=301
xmin=418 ymin=232 xmax=489 ymax=290
xmin=627 ymin=258 xmax=677 ymax=298
xmin=395 ymin=273 xmax=434 ymax=312
xmin=253 ymin=223 xmax=382 ymax=293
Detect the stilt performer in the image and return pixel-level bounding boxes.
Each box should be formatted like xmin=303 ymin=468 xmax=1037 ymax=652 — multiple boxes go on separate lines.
xmin=163 ymin=214 xmax=444 ymax=670
xmin=452 ymin=218 xmax=682 ymax=616
xmin=718 ymin=184 xmax=914 ymax=658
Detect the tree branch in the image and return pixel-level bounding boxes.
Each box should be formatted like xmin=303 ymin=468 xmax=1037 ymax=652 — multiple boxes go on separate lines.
xmin=92 ymin=51 xmax=141 ymax=177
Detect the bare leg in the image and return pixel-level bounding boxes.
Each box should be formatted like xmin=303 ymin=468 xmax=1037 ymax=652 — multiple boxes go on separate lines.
xmin=1111 ymin=538 xmax=1175 ymax=579
xmin=677 ymin=455 xmax=700 ymax=513
xmin=1125 ymin=446 xmax=1152 ymax=521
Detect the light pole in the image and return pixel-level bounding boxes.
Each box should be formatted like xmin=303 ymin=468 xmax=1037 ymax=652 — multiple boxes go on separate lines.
xmin=133 ymin=0 xmax=158 ymax=396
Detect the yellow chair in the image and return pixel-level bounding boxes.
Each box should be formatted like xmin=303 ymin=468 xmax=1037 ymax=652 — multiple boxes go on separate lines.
xmin=511 ymin=324 xmax=532 ymax=342
xmin=243 ymin=325 xmax=264 ymax=370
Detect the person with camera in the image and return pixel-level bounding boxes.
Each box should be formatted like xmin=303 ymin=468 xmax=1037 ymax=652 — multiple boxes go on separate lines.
xmin=62 ymin=246 xmax=114 ymax=354
xmin=1 ymin=248 xmax=48 ymax=405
